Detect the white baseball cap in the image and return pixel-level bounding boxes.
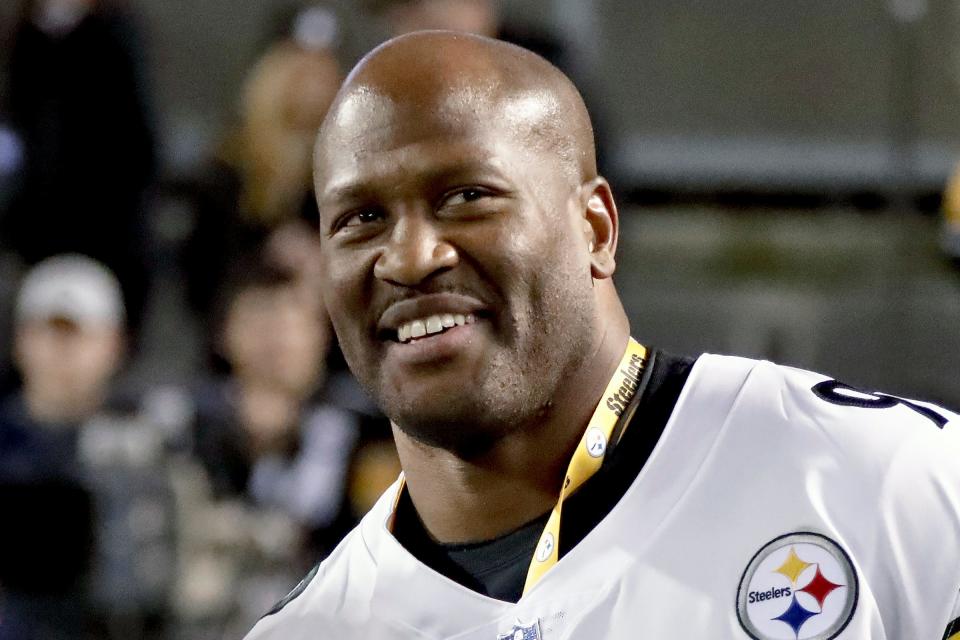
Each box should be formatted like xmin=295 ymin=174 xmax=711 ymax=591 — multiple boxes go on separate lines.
xmin=292 ymin=6 xmax=338 ymax=51
xmin=15 ymin=254 xmax=126 ymax=329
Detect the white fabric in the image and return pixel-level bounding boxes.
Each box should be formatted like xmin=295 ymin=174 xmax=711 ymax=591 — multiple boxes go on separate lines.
xmin=245 ymin=355 xmax=960 ymax=639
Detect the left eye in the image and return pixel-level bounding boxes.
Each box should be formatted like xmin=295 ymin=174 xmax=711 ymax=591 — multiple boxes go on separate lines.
xmin=444 ymin=188 xmax=488 ymax=206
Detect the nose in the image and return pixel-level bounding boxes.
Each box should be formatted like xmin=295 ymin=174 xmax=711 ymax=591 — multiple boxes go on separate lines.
xmin=373 ymin=213 xmax=458 ymax=286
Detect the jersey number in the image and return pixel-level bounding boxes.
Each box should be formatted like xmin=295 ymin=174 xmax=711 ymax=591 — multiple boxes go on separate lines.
xmin=812 ymin=380 xmax=949 ymax=429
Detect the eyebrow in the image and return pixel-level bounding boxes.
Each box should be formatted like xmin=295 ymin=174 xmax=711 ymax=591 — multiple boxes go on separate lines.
xmin=320 ymin=182 xmax=374 ymax=206
xmin=320 ymin=158 xmax=508 ymax=206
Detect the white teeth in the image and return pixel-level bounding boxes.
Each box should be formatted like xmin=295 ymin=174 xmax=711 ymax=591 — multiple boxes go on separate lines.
xmin=425 ymin=316 xmax=443 ymax=334
xmin=395 ymin=312 xmax=479 ymax=342
xmin=410 ymin=320 xmax=426 ymax=338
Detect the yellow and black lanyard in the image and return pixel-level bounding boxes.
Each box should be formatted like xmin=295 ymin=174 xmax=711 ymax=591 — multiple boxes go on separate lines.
xmin=388 ymin=338 xmax=649 ymax=597
xmin=945 ymin=591 xmax=960 ymax=640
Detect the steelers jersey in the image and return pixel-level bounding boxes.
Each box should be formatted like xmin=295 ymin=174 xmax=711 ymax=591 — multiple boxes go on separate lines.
xmin=244 ymin=354 xmax=960 ymax=640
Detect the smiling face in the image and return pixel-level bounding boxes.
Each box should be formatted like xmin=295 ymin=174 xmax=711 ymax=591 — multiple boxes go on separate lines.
xmin=315 ymin=34 xmax=607 ymax=451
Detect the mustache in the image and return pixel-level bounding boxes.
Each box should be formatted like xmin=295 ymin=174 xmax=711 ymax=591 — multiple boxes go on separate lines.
xmin=371 ymin=281 xmax=496 ymax=324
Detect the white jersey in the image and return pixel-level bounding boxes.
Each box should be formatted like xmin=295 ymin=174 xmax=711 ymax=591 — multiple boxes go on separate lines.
xmin=245 ymin=354 xmax=960 ymax=640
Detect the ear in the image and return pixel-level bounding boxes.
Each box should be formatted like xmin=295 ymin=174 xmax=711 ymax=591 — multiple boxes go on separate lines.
xmin=579 ymin=177 xmax=619 ymax=280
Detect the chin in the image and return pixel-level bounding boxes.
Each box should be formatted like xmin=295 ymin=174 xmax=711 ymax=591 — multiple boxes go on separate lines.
xmin=389 ymin=402 xmax=517 ymax=457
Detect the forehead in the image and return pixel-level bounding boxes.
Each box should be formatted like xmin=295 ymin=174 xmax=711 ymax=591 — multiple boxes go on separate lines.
xmin=315 ymin=85 xmax=566 ymax=196
xmin=231 ymin=285 xmax=300 ymax=314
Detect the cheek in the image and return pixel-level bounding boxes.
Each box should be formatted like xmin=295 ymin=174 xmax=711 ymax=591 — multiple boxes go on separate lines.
xmin=510 ymin=229 xmax=593 ymax=338
xmin=55 ymin=338 xmax=117 ymax=382
xmin=320 ymin=249 xmax=376 ymax=355
xmin=491 ymin=210 xmax=583 ymax=294
xmin=321 ymin=253 xmax=357 ymax=319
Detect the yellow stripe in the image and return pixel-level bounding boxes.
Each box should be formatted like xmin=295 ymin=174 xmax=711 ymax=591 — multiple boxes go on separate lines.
xmin=522 ymin=338 xmax=648 ymax=595
xmin=946 ymin=632 xmax=960 ymax=640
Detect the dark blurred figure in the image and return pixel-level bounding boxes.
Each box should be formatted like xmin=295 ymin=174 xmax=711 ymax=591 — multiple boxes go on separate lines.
xmin=0 ymin=116 xmax=26 ymax=397
xmin=179 ymin=261 xmax=396 ymax=635
xmin=0 ymin=255 xmax=179 ymax=640
xmin=182 ymin=25 xmax=340 ymax=335
xmin=0 ymin=255 xmax=123 ymax=640
xmin=3 ymin=0 xmax=157 ymax=337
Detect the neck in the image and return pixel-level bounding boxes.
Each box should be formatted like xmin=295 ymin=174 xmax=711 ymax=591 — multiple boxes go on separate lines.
xmin=395 ymin=316 xmax=631 ymax=544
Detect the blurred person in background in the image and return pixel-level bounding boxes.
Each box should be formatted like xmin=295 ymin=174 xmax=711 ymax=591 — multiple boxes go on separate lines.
xmin=179 ymin=260 xmax=396 ymax=636
xmin=0 ymin=255 xmax=122 ymax=640
xmin=3 ymin=0 xmax=157 ymax=338
xmin=0 ymin=255 xmax=126 ymax=486
xmin=371 ymin=0 xmax=612 ymax=174
xmin=373 ymin=0 xmax=569 ymax=80
xmin=0 ymin=255 xmax=179 ymax=640
xmin=182 ymin=15 xmax=341 ymax=335
xmin=377 ymin=0 xmax=499 ymax=37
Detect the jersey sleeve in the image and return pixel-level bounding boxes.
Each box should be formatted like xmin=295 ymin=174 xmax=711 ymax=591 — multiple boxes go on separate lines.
xmin=780 ymin=367 xmax=960 ymax=637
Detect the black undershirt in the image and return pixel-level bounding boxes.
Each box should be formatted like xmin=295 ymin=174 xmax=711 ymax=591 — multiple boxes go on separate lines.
xmin=392 ymin=349 xmax=696 ymax=603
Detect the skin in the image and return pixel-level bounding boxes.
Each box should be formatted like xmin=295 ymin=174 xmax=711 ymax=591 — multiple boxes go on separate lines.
xmin=15 ymin=317 xmax=124 ymax=424
xmin=314 ymin=32 xmax=630 ymax=543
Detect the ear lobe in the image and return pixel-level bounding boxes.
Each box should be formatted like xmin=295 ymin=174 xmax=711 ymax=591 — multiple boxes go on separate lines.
xmin=581 ymin=178 xmax=619 ymax=280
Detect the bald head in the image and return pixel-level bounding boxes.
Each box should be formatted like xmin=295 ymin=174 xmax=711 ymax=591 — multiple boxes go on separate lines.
xmin=312 ymin=31 xmax=629 ymax=454
xmin=316 ymin=31 xmax=597 ymax=186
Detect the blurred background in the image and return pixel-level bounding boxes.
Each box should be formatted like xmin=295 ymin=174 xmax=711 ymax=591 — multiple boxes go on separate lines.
xmin=0 ymin=0 xmax=957 ymax=638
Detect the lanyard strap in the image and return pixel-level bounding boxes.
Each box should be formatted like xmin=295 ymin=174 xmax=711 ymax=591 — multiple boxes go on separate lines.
xmin=386 ymin=338 xmax=649 ymax=596
xmin=521 ymin=337 xmax=647 ymax=595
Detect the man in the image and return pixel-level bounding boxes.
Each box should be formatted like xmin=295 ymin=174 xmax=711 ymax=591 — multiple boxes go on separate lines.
xmin=245 ymin=32 xmax=960 ymax=640
xmin=0 ymin=254 xmax=125 ymax=639
xmin=1 ymin=254 xmax=127 ymax=475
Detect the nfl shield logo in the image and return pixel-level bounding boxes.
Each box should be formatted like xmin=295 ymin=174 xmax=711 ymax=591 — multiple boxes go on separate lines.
xmin=496 ymin=618 xmax=542 ymax=640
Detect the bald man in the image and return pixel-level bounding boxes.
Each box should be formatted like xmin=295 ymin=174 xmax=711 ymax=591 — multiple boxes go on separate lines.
xmin=244 ymin=32 xmax=960 ymax=640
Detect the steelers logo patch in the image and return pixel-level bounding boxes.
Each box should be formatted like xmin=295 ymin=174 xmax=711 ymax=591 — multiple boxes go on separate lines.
xmin=585 ymin=427 xmax=607 ymax=458
xmin=736 ymin=532 xmax=858 ymax=640
xmin=535 ymin=532 xmax=555 ymax=562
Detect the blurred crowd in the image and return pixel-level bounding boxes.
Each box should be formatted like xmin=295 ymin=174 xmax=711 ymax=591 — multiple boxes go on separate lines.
xmin=0 ymin=0 xmax=564 ymax=637
xmin=0 ymin=0 xmax=957 ymax=639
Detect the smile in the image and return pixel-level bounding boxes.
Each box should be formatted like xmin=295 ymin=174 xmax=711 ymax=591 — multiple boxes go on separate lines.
xmin=397 ymin=313 xmax=476 ymax=343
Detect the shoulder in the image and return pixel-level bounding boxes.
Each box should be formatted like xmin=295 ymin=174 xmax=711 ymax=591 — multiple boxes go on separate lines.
xmin=242 ymin=527 xmax=372 ymax=640
xmin=687 ymin=354 xmax=960 ymax=523
xmin=243 ymin=481 xmax=400 ymax=640
xmin=682 ymin=354 xmax=960 ymax=501
xmin=688 ymin=353 xmax=958 ymax=439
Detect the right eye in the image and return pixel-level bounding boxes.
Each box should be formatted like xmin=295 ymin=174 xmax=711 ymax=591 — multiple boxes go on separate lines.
xmin=347 ymin=208 xmax=384 ymax=226
xmin=333 ymin=207 xmax=385 ymax=233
